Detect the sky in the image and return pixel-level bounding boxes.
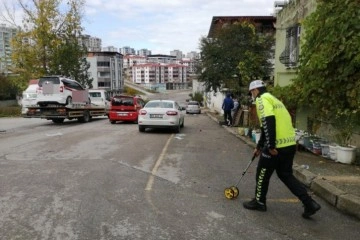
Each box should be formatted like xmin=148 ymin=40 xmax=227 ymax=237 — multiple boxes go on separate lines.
xmin=1 ymin=0 xmax=276 ymax=55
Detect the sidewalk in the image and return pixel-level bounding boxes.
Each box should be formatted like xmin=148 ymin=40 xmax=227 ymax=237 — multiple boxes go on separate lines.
xmin=206 ymin=111 xmax=360 ymax=220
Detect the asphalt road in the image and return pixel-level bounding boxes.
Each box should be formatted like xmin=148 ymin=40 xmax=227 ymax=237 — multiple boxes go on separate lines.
xmin=0 ymin=92 xmax=359 ymax=240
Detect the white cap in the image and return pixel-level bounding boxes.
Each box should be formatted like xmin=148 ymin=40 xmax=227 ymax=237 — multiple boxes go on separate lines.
xmin=249 ymin=80 xmax=266 ymax=91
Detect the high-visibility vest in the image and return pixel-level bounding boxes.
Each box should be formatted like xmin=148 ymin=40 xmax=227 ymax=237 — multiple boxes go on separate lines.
xmin=256 ymin=92 xmax=296 ymax=148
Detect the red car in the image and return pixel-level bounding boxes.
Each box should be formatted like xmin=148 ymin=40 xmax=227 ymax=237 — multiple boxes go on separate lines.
xmin=109 ymin=95 xmax=145 ymax=124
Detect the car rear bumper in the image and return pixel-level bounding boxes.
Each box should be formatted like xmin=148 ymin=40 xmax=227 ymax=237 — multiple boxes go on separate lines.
xmin=109 ymin=111 xmax=138 ymax=121
xmin=186 ymin=109 xmax=201 ymax=113
xmin=138 ymin=119 xmax=179 ymax=126
xmin=37 ymin=95 xmax=66 ymax=105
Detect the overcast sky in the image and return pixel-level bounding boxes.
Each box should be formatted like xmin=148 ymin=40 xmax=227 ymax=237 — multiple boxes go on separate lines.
xmin=1 ymin=0 xmax=276 ymax=55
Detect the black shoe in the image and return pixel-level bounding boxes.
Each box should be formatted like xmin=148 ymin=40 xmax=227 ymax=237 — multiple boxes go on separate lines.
xmin=302 ymin=200 xmax=321 ymax=218
xmin=243 ymin=198 xmax=267 ymax=212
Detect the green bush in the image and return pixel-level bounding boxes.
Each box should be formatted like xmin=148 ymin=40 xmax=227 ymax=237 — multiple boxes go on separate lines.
xmin=0 ymin=106 xmax=21 ymax=117
xmin=124 ymin=86 xmax=142 ymax=96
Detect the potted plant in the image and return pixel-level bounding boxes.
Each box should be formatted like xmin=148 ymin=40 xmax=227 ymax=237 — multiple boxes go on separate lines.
xmin=332 ymin=111 xmax=358 ymax=164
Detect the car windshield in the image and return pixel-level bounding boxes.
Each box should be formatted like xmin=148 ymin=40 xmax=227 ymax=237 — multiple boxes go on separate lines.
xmin=89 ymin=92 xmax=101 ymax=98
xmin=188 ymin=102 xmax=199 ymax=106
xmin=112 ymin=97 xmax=134 ymax=106
xmin=62 ymin=79 xmax=84 ymax=90
xmin=146 ymin=101 xmax=174 ymax=108
xmin=38 ymin=77 xmax=60 ymax=87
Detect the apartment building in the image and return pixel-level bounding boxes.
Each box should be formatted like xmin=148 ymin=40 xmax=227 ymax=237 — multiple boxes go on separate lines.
xmin=177 ymin=58 xmax=196 ymax=74
xmin=137 ymin=49 xmax=152 ymax=56
xmin=170 ymin=50 xmax=183 ymax=59
xmin=0 ymin=24 xmax=17 ymax=74
xmin=120 ymin=46 xmax=136 ymax=55
xmin=102 ymin=46 xmax=118 ymax=52
xmin=123 ymin=55 xmax=147 ymax=82
xmin=186 ymin=51 xmax=200 ymax=60
xmin=80 ymin=34 xmax=102 ymax=52
xmin=147 ymin=54 xmax=177 ymax=64
xmin=132 ymin=63 xmax=187 ymax=84
xmin=123 ymin=55 xmax=147 ymax=69
xmin=86 ymin=51 xmax=124 ymax=95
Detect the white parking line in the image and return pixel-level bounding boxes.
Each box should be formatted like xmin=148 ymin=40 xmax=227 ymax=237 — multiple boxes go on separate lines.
xmin=145 ymin=134 xmax=174 ymax=191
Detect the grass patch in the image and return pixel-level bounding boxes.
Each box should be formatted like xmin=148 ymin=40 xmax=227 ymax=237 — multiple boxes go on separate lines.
xmin=124 ymin=86 xmax=143 ymax=95
xmin=0 ymin=106 xmax=21 ymax=117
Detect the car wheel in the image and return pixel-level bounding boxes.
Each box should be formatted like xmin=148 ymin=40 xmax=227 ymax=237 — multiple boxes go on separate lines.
xmin=66 ymin=96 xmax=72 ymax=105
xmin=52 ymin=118 xmax=64 ymax=123
xmin=78 ymin=110 xmax=90 ymax=123
xmin=139 ymin=126 xmax=145 ymax=132
xmin=174 ymin=124 xmax=180 ymax=133
xmin=110 ymin=120 xmax=116 ymax=124
xmin=180 ymin=119 xmax=184 ymax=128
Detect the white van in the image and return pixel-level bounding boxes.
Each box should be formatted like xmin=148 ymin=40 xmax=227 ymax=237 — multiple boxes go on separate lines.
xmin=21 ymin=79 xmax=39 ymax=114
xmin=88 ymin=89 xmax=111 ymax=114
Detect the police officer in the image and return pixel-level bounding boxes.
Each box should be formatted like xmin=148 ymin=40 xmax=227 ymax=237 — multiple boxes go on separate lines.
xmin=243 ymin=80 xmax=321 ymax=218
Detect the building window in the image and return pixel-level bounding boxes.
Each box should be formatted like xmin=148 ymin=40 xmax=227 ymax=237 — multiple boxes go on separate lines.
xmin=98 ymin=81 xmax=111 ymax=87
xmin=280 ymin=25 xmax=300 ymax=68
xmin=97 ymin=61 xmax=110 ymax=67
xmin=98 ymin=72 xmax=110 ymax=77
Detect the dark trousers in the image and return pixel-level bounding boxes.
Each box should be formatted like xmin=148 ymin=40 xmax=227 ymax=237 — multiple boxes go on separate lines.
xmin=223 ymin=110 xmax=232 ymax=125
xmin=255 ymin=145 xmax=312 ymax=205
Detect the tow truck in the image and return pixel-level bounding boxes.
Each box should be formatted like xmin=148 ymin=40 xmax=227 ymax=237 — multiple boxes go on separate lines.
xmin=23 ymin=90 xmax=107 ymax=123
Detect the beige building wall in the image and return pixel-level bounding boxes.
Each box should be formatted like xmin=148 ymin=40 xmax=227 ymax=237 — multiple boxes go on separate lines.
xmin=273 ymin=0 xmax=317 ymax=131
xmin=274 ymin=0 xmax=317 ymax=87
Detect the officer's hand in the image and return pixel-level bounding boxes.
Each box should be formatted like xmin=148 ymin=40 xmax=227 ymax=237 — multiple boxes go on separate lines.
xmin=269 ymin=148 xmax=278 ymax=156
xmin=253 ymin=148 xmax=261 ymax=157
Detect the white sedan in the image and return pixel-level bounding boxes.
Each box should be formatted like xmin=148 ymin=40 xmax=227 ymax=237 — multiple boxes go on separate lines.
xmin=138 ymin=100 xmax=185 ymax=133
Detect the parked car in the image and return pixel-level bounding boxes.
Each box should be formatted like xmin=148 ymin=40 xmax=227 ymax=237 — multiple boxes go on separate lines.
xmin=109 ymin=95 xmax=145 ymax=124
xmin=186 ymin=101 xmax=201 ymax=114
xmin=138 ymin=100 xmax=185 ymax=133
xmin=36 ymin=76 xmax=87 ymax=106
xmin=89 ymin=89 xmax=111 ymax=115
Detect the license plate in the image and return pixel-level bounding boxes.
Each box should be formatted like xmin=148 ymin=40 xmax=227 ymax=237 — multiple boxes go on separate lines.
xmin=118 ymin=113 xmax=127 ymax=116
xmin=150 ymin=114 xmax=163 ymax=118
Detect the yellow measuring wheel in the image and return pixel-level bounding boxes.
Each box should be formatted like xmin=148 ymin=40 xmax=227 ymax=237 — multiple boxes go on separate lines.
xmin=231 ymin=186 xmax=239 ymax=198
xmin=224 ymin=187 xmax=235 ymax=199
xmin=224 ymin=155 xmax=256 ymax=200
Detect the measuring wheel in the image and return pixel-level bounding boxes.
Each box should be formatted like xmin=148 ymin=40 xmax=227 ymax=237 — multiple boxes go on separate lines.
xmin=224 ymin=187 xmax=235 ymax=199
xmin=230 ymin=186 xmax=239 ymax=198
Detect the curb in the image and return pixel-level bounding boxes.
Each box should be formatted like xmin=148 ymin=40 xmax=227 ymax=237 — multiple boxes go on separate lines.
xmin=206 ymin=112 xmax=360 ymax=220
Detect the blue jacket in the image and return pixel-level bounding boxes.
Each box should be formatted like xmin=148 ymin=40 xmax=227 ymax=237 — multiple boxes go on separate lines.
xmin=222 ymin=95 xmax=234 ymax=111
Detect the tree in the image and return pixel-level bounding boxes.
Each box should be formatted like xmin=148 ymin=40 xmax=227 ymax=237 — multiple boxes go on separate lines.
xmin=196 ymin=21 xmax=274 ymax=94
xmin=48 ymin=0 xmax=92 ymax=88
xmin=6 ymin=0 xmax=92 ymax=88
xmin=0 ymin=74 xmax=18 ymax=100
xmin=10 ymin=0 xmax=61 ymax=78
xmin=188 ymin=91 xmax=204 ymax=105
xmin=294 ymin=0 xmax=360 ymax=122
